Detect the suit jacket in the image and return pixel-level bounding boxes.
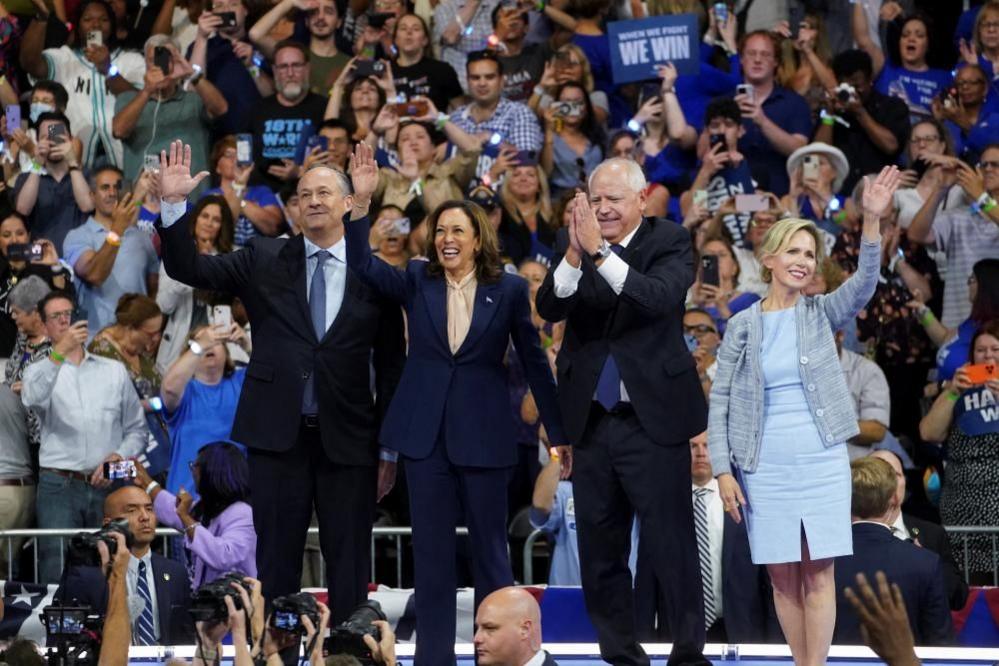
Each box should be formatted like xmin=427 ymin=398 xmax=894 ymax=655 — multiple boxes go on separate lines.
xmin=343 ymin=217 xmax=565 ymax=465
xmin=535 ymin=218 xmax=706 ymax=446
xmin=56 ymin=553 xmax=194 ymax=645
xmin=540 ymin=651 xmax=559 ymax=666
xmin=159 ymin=213 xmax=406 ymax=464
xmin=903 ymin=513 xmax=970 ymax=611
xmin=834 ymin=522 xmax=953 ymax=646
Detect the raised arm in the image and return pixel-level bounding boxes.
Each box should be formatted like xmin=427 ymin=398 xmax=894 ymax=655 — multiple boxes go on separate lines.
xmin=18 ymin=14 xmax=50 ymax=80
xmin=658 ymin=64 xmax=697 ymax=149
xmin=852 ymin=0 xmax=885 ymax=77
xmin=248 ymin=0 xmax=302 ymax=59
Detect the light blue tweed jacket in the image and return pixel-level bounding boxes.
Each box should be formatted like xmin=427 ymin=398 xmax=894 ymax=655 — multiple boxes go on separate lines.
xmin=707 ymin=237 xmax=882 ymax=476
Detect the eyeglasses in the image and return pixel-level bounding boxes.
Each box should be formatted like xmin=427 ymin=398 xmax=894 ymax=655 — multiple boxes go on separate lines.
xmin=47 ymin=309 xmax=74 ymax=321
xmin=981 ymin=20 xmax=999 ymax=30
xmin=683 ymin=324 xmax=718 ymax=336
xmin=955 ymin=79 xmax=986 ymax=88
xmin=979 ymin=160 xmax=999 ymax=170
xmin=743 ymin=50 xmax=774 ymax=60
xmin=274 ymin=62 xmax=307 ymax=73
xmin=910 ymin=135 xmax=941 ymax=144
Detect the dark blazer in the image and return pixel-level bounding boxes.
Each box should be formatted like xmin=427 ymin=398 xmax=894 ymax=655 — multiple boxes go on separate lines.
xmin=541 ymin=651 xmax=559 ymax=666
xmin=903 ymin=513 xmax=970 ymax=611
xmin=159 ymin=214 xmax=405 ymax=464
xmin=343 ymin=217 xmax=565 ymax=465
xmin=834 ymin=522 xmax=953 ymax=646
xmin=56 ymin=554 xmax=194 ymax=645
xmin=535 ymin=218 xmax=705 ymax=446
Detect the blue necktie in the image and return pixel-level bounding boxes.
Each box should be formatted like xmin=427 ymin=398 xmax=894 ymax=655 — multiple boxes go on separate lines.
xmin=595 ymin=244 xmax=623 ymax=410
xmin=134 ymin=560 xmax=157 ymax=646
xmin=302 ymin=250 xmax=330 ymax=414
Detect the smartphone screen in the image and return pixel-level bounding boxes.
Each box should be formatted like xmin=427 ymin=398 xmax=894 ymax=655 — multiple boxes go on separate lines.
xmin=144 ymin=154 xmax=161 ymax=172
xmin=236 ymin=134 xmax=253 ymax=166
xmin=5 ymin=104 xmax=20 ymax=135
xmin=735 ymin=193 xmax=770 ymax=213
xmin=693 ymin=189 xmax=709 ymax=208
xmin=104 ymin=460 xmax=137 ymax=480
xmin=393 ymin=217 xmax=411 ymax=235
xmin=700 ymin=255 xmax=720 ymax=286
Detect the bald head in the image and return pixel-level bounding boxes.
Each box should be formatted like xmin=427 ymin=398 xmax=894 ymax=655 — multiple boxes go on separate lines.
xmin=104 ymin=486 xmax=157 ymax=553
xmin=474 ymin=587 xmax=542 ymax=666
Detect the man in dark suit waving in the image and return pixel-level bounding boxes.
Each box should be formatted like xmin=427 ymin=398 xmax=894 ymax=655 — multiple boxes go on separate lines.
xmin=156 ymin=141 xmax=405 ymax=621
xmin=536 ymin=158 xmax=708 ymax=666
xmin=57 ymin=487 xmax=192 ymax=646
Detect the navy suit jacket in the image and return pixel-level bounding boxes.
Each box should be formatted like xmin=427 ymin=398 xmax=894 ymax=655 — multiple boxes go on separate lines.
xmin=56 ymin=553 xmax=194 ymax=645
xmin=903 ymin=513 xmax=969 ymax=611
xmin=343 ymin=216 xmax=565 ymax=465
xmin=159 ymin=212 xmax=405 ymax=464
xmin=535 ymin=218 xmax=705 ymax=447
xmin=834 ymin=522 xmax=953 ymax=646
xmin=721 ymin=513 xmax=779 ymax=642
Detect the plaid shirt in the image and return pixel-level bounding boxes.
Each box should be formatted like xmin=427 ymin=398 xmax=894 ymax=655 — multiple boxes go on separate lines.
xmin=449 ymin=98 xmax=543 ymax=152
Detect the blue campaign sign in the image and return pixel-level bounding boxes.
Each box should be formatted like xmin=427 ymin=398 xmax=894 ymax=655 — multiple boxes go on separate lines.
xmin=607 ymin=14 xmax=700 ymax=85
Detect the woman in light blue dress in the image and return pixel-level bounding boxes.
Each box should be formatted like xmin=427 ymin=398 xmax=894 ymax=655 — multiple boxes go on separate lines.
xmin=709 ymin=166 xmax=901 ymax=666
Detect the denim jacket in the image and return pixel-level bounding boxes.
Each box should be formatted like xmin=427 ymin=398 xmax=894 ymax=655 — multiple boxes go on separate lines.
xmin=708 ymin=237 xmax=881 ymax=476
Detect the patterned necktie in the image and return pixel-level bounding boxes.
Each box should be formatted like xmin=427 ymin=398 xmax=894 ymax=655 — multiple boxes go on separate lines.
xmin=302 ymin=250 xmax=330 ymax=414
xmin=134 ymin=560 xmax=157 ymax=646
xmin=595 ymin=244 xmax=623 ymax=410
xmin=694 ymin=487 xmax=717 ymax=630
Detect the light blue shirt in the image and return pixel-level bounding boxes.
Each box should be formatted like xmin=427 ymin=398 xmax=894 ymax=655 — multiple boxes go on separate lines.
xmin=303 ymin=235 xmax=347 ymax=334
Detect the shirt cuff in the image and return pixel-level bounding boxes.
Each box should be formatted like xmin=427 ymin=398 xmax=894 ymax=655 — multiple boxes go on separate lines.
xmin=379 ymin=448 xmax=398 ymax=463
xmin=596 ymin=252 xmax=629 ymax=295
xmin=160 ymin=199 xmax=188 ymax=227
xmin=552 ymin=256 xmax=583 ymax=298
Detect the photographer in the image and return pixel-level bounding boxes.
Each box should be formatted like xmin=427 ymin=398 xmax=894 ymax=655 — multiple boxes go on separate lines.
xmin=57 ymin=486 xmax=193 ymax=645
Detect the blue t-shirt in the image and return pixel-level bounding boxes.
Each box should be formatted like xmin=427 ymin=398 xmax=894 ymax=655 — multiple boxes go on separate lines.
xmin=948 ymin=112 xmax=999 ymax=164
xmin=737 ymin=86 xmax=812 ymax=196
xmin=876 ymin=63 xmax=952 ymax=122
xmin=189 ymin=36 xmax=264 ymax=136
xmin=701 ymin=161 xmax=755 ymax=248
xmin=572 ymin=33 xmax=630 ymax=128
xmin=202 ymin=186 xmax=281 ymax=246
xmin=953 ymin=386 xmax=999 ymax=437
xmin=936 ymin=318 xmax=977 ymax=381
xmin=164 ymin=368 xmax=246 ymax=495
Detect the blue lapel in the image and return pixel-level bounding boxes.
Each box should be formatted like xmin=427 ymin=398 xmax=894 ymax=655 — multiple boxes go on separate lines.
xmin=457 ymin=281 xmax=503 ymax=355
xmin=421 ymin=276 xmax=450 ymax=350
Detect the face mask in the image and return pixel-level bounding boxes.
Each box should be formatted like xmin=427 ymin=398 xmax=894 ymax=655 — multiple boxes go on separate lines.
xmin=29 ymin=102 xmax=55 ymax=124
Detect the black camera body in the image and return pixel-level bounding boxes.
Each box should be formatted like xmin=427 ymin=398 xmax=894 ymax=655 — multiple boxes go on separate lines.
xmin=40 ymin=605 xmax=103 ymax=666
xmin=271 ymin=592 xmax=320 ymax=634
xmin=66 ymin=518 xmax=134 ymax=568
xmin=189 ymin=571 xmax=251 ymax=623
xmin=328 ymin=600 xmax=386 ymax=665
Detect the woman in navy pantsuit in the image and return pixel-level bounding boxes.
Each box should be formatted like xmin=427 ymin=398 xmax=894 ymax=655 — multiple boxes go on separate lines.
xmin=346 ymin=143 xmax=568 ymax=665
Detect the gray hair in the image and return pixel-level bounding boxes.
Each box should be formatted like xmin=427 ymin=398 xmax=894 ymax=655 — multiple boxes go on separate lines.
xmin=301 ymin=164 xmax=353 ymax=197
xmin=8 ymin=275 xmax=51 ymax=313
xmin=588 ymin=158 xmax=647 ymax=194
xmin=143 ymin=34 xmax=181 ymax=55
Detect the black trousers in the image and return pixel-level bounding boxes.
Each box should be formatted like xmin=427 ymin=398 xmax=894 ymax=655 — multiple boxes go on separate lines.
xmin=575 ymin=406 xmax=707 ymax=666
xmin=248 ymin=421 xmax=377 ymax=625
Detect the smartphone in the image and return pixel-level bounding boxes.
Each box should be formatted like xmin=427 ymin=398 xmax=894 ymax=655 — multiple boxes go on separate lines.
xmin=236 ymin=133 xmax=253 ymax=166
xmin=709 ymin=133 xmax=725 ymax=149
xmin=713 ymin=1 xmax=727 ymax=23
xmin=735 ymin=193 xmax=770 ymax=213
xmin=736 ymin=83 xmax=755 ymax=102
xmin=144 ymin=154 xmax=161 ymax=172
xmin=353 ymin=59 xmax=386 ymax=79
xmin=684 ymin=333 xmax=698 ymax=352
xmin=639 ymin=82 xmax=661 ymax=106
xmin=211 ymin=304 xmax=232 ymax=331
xmin=86 ymin=30 xmax=103 ymax=47
xmin=153 ymin=46 xmax=172 ymax=75
xmin=47 ymin=123 xmax=67 ymax=142
xmin=693 ymin=189 xmax=708 ymax=208
xmin=965 ymin=363 xmax=999 ymax=385
xmin=6 ymin=242 xmax=43 ymax=262
xmin=306 ymin=134 xmax=328 ymax=153
xmin=392 ymin=98 xmax=429 ymax=117
xmin=149 ymin=396 xmax=164 ymax=411
xmin=700 ymin=254 xmax=720 ymax=286
xmin=367 ymin=11 xmax=393 ymax=28
xmin=802 ymin=154 xmax=820 ymax=181
xmin=5 ymin=104 xmax=20 ymax=135
xmin=392 ymin=217 xmax=411 ymax=235
xmin=215 ymin=10 xmax=237 ymax=27
xmin=911 ymin=157 xmax=929 ymax=179
xmin=103 ymin=460 xmax=137 ymax=480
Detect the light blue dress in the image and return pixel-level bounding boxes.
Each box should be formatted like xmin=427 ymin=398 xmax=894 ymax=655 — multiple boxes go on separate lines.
xmin=740 ymin=307 xmax=852 ymax=564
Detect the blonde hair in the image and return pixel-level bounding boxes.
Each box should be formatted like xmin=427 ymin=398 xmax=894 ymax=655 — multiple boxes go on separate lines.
xmin=499 ymin=164 xmax=554 ymax=223
xmin=850 ymin=457 xmax=897 ymax=519
xmin=975 ymin=1 xmax=999 ymax=53
xmin=554 ymin=44 xmax=595 ymax=92
xmin=757 ymin=217 xmax=824 ymax=284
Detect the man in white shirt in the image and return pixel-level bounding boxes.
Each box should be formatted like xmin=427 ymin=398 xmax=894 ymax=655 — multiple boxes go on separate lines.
xmin=21 ymin=291 xmax=147 ymax=582
xmin=473 ymin=587 xmax=557 ymax=666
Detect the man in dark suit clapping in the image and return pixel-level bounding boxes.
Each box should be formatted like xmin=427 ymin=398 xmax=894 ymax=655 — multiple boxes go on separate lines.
xmin=536 ymin=158 xmax=709 ymax=666
xmin=155 ymin=141 xmax=406 ymax=623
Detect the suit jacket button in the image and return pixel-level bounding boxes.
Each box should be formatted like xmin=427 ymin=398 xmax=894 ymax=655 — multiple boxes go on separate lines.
xmin=302 ymin=371 xmax=311 ymax=379
xmin=800 ymin=355 xmax=809 ymax=365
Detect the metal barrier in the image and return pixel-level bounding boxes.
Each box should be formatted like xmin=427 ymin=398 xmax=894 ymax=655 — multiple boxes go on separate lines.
xmin=0 ymin=525 xmax=994 ymax=587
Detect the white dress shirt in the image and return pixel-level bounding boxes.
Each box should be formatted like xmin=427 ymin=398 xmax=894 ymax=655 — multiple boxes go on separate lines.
xmin=890 ymin=514 xmax=910 ymax=540
xmin=21 ymin=352 xmax=147 ymax=471
xmin=693 ymin=478 xmax=724 ymax=619
xmin=126 ymin=550 xmax=160 ymax=641
xmin=523 ymin=649 xmax=547 ymax=666
xmin=552 ymin=223 xmax=642 ymax=402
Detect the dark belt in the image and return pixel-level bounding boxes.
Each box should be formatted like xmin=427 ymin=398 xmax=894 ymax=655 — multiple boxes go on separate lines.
xmin=592 ymin=400 xmax=635 ymax=416
xmin=41 ymin=468 xmax=90 ymax=482
xmin=0 ymin=476 xmax=35 ymax=487
xmin=301 ymin=414 xmax=320 ymax=429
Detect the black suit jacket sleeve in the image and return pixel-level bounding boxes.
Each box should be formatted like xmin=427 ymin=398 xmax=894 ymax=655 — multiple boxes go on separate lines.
xmin=905 ymin=515 xmax=969 ymax=611
xmin=372 ymin=289 xmax=406 ymax=425
xmin=535 ymin=228 xmax=580 ymax=324
xmin=159 ymin=212 xmax=254 ymax=295
xmin=919 ymin=557 xmax=955 ymax=646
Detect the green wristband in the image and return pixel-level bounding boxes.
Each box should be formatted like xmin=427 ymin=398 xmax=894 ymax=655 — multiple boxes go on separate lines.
xmin=945 ymin=390 xmax=960 ymax=402
xmin=919 ymin=309 xmax=936 ymax=327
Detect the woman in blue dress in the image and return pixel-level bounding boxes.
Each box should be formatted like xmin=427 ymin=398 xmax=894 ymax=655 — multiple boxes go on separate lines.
xmin=709 ymin=166 xmax=901 ymax=666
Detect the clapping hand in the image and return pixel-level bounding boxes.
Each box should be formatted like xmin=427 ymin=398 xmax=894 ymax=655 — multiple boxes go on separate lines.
xmin=861 ymin=165 xmax=901 ymax=218
xmin=160 ymin=140 xmax=210 ymax=204
xmin=571 ymin=192 xmax=603 ymax=256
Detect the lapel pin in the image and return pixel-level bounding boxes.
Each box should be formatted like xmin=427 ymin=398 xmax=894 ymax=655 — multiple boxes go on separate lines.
xmin=486 ymin=296 xmax=493 ymax=304
xmin=164 ymin=573 xmax=170 ymax=581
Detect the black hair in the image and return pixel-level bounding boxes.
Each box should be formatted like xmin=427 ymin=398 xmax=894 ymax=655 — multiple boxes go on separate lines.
xmin=833 ymin=49 xmax=874 ymax=81
xmin=191 ymin=442 xmax=251 ymax=528
xmin=971 ymin=258 xmax=999 ymax=325
xmin=33 ymin=110 xmax=72 ymax=134
xmin=31 ymin=80 xmax=70 ymax=112
xmin=37 ymin=290 xmax=75 ymax=321
xmin=75 ymin=0 xmax=118 ymax=51
xmin=466 ymin=49 xmax=503 ymax=75
xmin=704 ymin=96 xmax=741 ymax=126
xmin=274 ymin=38 xmax=310 ymax=62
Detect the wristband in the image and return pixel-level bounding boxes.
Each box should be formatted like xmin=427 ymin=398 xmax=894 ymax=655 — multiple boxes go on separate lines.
xmin=146 ymin=480 xmax=160 ymax=495
xmin=106 ymin=231 xmax=122 ymax=247
xmin=549 ymin=449 xmax=559 ymax=461
xmin=435 ymin=112 xmax=448 ymax=131
xmin=821 ymin=114 xmax=835 ymax=126
xmin=982 ymin=197 xmax=997 ymax=213
xmin=50 ymin=349 xmax=66 ymax=363
xmin=28 ymin=160 xmax=44 ymax=174
xmin=919 ymin=309 xmax=936 ymax=327
xmin=535 ymin=0 xmax=545 ymax=9
xmin=977 ymin=191 xmax=991 ymax=206
xmin=945 ymin=390 xmax=960 ymax=401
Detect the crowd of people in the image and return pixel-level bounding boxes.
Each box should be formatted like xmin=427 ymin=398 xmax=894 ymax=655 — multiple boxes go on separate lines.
xmin=0 ymin=0 xmax=998 ymax=662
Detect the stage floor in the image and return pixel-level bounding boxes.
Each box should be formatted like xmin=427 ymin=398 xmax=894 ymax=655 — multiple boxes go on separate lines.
xmin=121 ymin=643 xmax=999 ymax=664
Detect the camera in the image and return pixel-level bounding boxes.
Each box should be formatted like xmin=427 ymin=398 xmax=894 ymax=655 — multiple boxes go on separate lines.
xmin=552 ymin=101 xmax=583 ymax=118
xmin=215 ymin=10 xmax=237 ymax=27
xmin=353 ymin=59 xmax=386 ymax=79
xmin=271 ymin=592 xmax=320 ymax=634
xmin=40 ymin=605 xmax=103 ymax=666
xmin=327 ymin=600 xmax=386 ymax=665
xmin=367 ymin=11 xmax=394 ymax=28
xmin=6 ymin=242 xmax=43 ymax=262
xmin=835 ymin=82 xmax=856 ymax=104
xmin=189 ymin=572 xmax=251 ymax=623
xmin=66 ymin=518 xmax=134 ymax=568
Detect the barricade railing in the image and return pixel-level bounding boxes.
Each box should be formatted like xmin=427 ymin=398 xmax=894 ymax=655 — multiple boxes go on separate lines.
xmin=0 ymin=525 xmax=994 ymax=587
